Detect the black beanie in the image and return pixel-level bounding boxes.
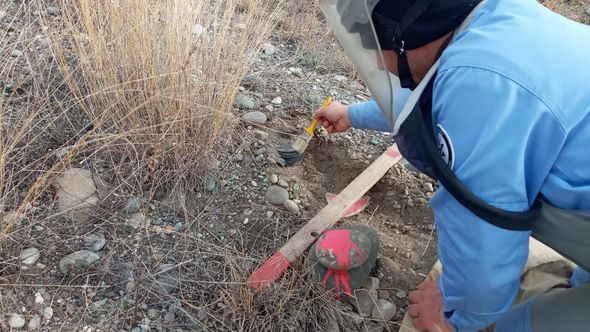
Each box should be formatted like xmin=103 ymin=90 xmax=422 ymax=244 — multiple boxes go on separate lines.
xmin=372 ymin=0 xmax=483 ymax=50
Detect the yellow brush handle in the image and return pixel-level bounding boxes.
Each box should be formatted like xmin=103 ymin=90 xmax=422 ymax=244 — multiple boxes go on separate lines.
xmin=304 ymin=97 xmax=332 ymax=137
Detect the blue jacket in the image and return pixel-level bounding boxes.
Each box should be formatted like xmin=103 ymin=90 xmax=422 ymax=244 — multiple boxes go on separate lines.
xmin=348 ymin=0 xmax=590 ymax=330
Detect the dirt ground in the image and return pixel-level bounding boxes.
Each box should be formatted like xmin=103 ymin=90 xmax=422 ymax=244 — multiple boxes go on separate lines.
xmin=0 ymin=1 xmax=588 ymax=331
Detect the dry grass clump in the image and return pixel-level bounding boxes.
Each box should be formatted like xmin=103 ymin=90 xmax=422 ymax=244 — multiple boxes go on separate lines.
xmin=49 ymin=0 xmax=281 ymax=196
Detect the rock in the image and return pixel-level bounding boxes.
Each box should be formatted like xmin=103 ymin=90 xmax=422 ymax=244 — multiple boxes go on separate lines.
xmin=205 ymin=176 xmax=216 ymax=192
xmin=262 ymin=43 xmax=275 ymax=55
xmin=56 ymin=146 xmax=70 ymax=158
xmin=192 ymin=23 xmax=205 ymax=35
xmin=156 ymin=264 xmax=178 ymax=293
xmin=395 ymin=290 xmax=407 ymax=299
xmin=59 ymin=250 xmax=100 ymax=275
xmin=11 ymin=49 xmax=23 ymax=57
xmin=0 ymin=10 xmax=6 ymax=19
xmin=362 ymin=277 xmax=380 ymax=290
xmin=35 ymin=292 xmax=44 ymax=304
xmin=315 ymin=230 xmax=371 ymax=270
xmin=163 ymin=311 xmax=175 ymax=323
xmin=277 ymin=178 xmax=288 ymax=188
xmin=127 ymin=212 xmax=150 ymax=228
xmin=264 ymin=186 xmax=289 ymax=206
xmin=269 ymin=174 xmax=278 ymax=184
xmin=47 ymin=6 xmax=60 ymax=15
xmin=422 ymin=182 xmax=434 ymax=192
xmin=254 ymin=147 xmax=266 ymax=156
xmin=586 ymin=4 xmax=590 ymax=16
xmin=350 ymin=313 xmax=365 ymax=325
xmin=289 ymin=67 xmax=304 ymax=78
xmin=376 ymin=257 xmax=400 ymax=281
xmin=28 ymin=315 xmax=41 ymax=329
xmin=283 ymin=200 xmax=299 ymax=214
xmin=84 ymin=233 xmax=106 ymax=251
xmin=242 ymin=75 xmax=265 ymax=91
xmin=43 ymin=306 xmax=54 ymax=320
xmin=147 ymin=308 xmax=159 ymax=320
xmin=124 ymin=197 xmax=142 ymax=214
xmin=364 ymin=322 xmax=384 ymax=332
xmin=271 ymin=97 xmax=282 ymax=105
xmin=161 ymin=186 xmax=186 ymax=213
xmin=266 ymin=211 xmax=274 ymax=219
xmin=234 ymin=152 xmax=244 ymax=162
xmin=406 ymin=198 xmax=415 ymax=207
xmin=197 ymin=307 xmax=207 ymax=321
xmin=334 ymin=75 xmax=347 ymax=82
xmin=352 ymin=288 xmax=377 ymax=317
xmin=252 ymin=129 xmax=269 ymax=140
xmin=8 ymin=313 xmax=25 ymax=329
xmin=19 ymin=247 xmax=40 ymax=266
xmin=234 ymin=94 xmax=255 ymax=109
xmin=350 ymin=81 xmax=364 ymax=90
xmin=371 ymin=299 xmax=396 ymax=321
xmin=242 ymin=111 xmax=267 ymax=124
xmin=56 ymin=168 xmax=99 ymax=223
xmin=415 ymin=197 xmax=428 ymax=205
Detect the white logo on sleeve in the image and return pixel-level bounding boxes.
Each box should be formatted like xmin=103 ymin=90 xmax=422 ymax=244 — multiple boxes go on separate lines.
xmin=436 ymin=124 xmax=455 ymax=170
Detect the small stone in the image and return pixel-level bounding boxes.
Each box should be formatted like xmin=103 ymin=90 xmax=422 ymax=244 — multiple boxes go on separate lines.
xmin=362 ymin=277 xmax=380 ymax=290
xmin=205 ymin=176 xmax=216 ymax=192
xmin=289 ymin=67 xmax=304 ymax=78
xmin=277 ymin=178 xmax=288 ymax=188
xmin=364 ymin=322 xmax=384 ymax=332
xmin=35 ymin=292 xmax=44 ymax=304
xmin=242 ymin=75 xmax=264 ymax=91
xmin=269 ymin=174 xmax=278 ymax=184
xmin=59 ymin=250 xmax=100 ymax=275
xmin=264 ymin=186 xmax=289 ymax=206
xmin=254 ymin=147 xmax=266 ymax=156
xmin=28 ymin=315 xmax=41 ymax=329
xmin=147 ymin=309 xmax=159 ymax=320
xmin=234 ymin=153 xmax=244 ymax=162
xmin=124 ymin=197 xmax=142 ymax=214
xmin=283 ymin=200 xmax=300 ymax=214
xmin=586 ymin=4 xmax=590 ymax=16
xmin=47 ymin=6 xmax=60 ymax=15
xmin=266 ymin=211 xmax=274 ymax=219
xmin=242 ymin=111 xmax=267 ymax=124
xmin=395 ymin=290 xmax=407 ymax=299
xmin=11 ymin=49 xmax=23 ymax=57
xmin=8 ymin=313 xmax=25 ymax=329
xmin=415 ymin=197 xmax=428 ymax=205
xmin=423 ymin=182 xmax=434 ymax=192
xmin=43 ymin=306 xmax=54 ymax=320
xmin=262 ymin=43 xmax=275 ymax=55
xmin=371 ymin=299 xmax=397 ymax=321
xmin=192 ymin=23 xmax=205 ymax=35
xmin=0 ymin=10 xmax=6 ymax=19
xmin=405 ymin=252 xmax=412 ymax=259
xmin=406 ymin=198 xmax=415 ymax=207
xmin=164 ymin=311 xmax=175 ymax=323
xmin=271 ymin=97 xmax=282 ymax=105
xmin=334 ymin=75 xmax=347 ymax=82
xmin=56 ymin=146 xmax=70 ymax=158
xmin=243 ymin=218 xmax=249 ymax=225
xmin=84 ymin=233 xmax=106 ymax=251
xmin=376 ymin=257 xmax=400 ymax=281
xmin=252 ymin=129 xmax=269 ymax=140
xmin=19 ymin=247 xmax=40 ymax=266
xmin=197 ymin=308 xmax=207 ymax=321
xmin=56 ymin=168 xmax=99 ymax=223
xmin=352 ymin=288 xmax=377 ymax=317
xmin=350 ymin=81 xmax=364 ymax=90
xmin=127 ymin=212 xmax=149 ymax=228
xmin=156 ymin=264 xmax=178 ymax=293
xmin=234 ymin=94 xmax=255 ymax=109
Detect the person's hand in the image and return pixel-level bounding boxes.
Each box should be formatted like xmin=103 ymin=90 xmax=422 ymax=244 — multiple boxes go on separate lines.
xmin=408 ymin=279 xmax=453 ymax=332
xmin=313 ymin=100 xmax=352 ymax=133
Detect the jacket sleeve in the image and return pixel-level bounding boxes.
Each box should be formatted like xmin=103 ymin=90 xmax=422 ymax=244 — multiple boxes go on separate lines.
xmin=347 ymin=88 xmax=412 ymax=132
xmin=429 ymin=66 xmax=567 ymax=331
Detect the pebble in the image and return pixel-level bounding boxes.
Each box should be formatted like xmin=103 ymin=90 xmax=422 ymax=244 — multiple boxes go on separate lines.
xmin=84 ymin=233 xmax=107 ymax=251
xmin=205 ymin=176 xmax=216 ymax=192
xmin=47 ymin=6 xmax=60 ymax=15
xmin=43 ymin=306 xmax=54 ymax=320
xmin=365 ymin=322 xmax=384 ymax=332
xmin=371 ymin=299 xmax=397 ymax=321
xmin=59 ymin=250 xmax=100 ymax=275
xmin=283 ymin=200 xmax=300 ymax=214
xmin=163 ymin=311 xmax=175 ymax=323
xmin=349 ymin=81 xmax=364 ymax=90
xmin=147 ymin=309 xmax=159 ymax=320
xmin=289 ymin=67 xmax=304 ymax=78
xmin=586 ymin=4 xmax=590 ymax=16
xmin=362 ymin=277 xmax=380 ymax=290
xmin=277 ymin=178 xmax=288 ymax=188
xmin=334 ymin=75 xmax=347 ymax=82
xmin=197 ymin=308 xmax=207 ymax=321
xmin=19 ymin=247 xmax=40 ymax=266
xmin=28 ymin=315 xmax=41 ymax=329
xmin=124 ymin=197 xmax=142 ymax=214
xmin=241 ymin=111 xmax=267 ymax=124
xmin=395 ymin=290 xmax=407 ymax=299
xmin=266 ymin=211 xmax=274 ymax=219
xmin=8 ymin=313 xmax=25 ymax=329
xmin=423 ymin=182 xmax=434 ymax=192
xmin=415 ymin=197 xmax=428 ymax=205
xmin=156 ymin=264 xmax=179 ymax=293
xmin=252 ymin=129 xmax=269 ymax=140
xmin=269 ymin=174 xmax=278 ymax=184
xmin=264 ymin=186 xmax=289 ymax=206
xmin=262 ymin=43 xmax=275 ymax=55
xmin=352 ymin=289 xmax=377 ymax=317
xmin=0 ymin=10 xmax=6 ymax=20
xmin=234 ymin=152 xmax=244 ymax=162
xmin=35 ymin=292 xmax=45 ymax=304
xmin=406 ymin=198 xmax=415 ymax=207
xmin=254 ymin=147 xmax=266 ymax=156
xmin=271 ymin=97 xmax=282 ymax=105
xmin=192 ymin=23 xmax=205 ymax=35
xmin=234 ymin=94 xmax=255 ymax=109
xmin=11 ymin=49 xmax=23 ymax=57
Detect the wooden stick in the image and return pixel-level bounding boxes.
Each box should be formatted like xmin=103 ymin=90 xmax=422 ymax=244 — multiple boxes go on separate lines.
xmin=248 ymin=145 xmax=403 ymax=288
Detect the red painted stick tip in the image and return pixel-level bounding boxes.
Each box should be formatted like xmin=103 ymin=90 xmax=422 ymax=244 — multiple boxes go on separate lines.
xmin=385 ymin=147 xmax=401 ymax=158
xmin=247 ymin=251 xmax=291 ymax=289
xmin=325 ymin=193 xmax=370 ymax=218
